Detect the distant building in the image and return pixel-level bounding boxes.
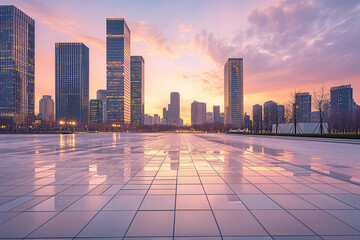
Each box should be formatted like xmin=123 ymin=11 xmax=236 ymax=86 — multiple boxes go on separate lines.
xmin=97 ymin=90 xmax=107 ymax=123
xmin=0 ymin=6 xmax=35 ymax=127
xmin=220 ymin=113 xmax=225 ymax=124
xmin=191 ymin=101 xmax=206 ymax=126
xmin=224 ymin=58 xmax=244 ymax=127
xmin=277 ymin=105 xmax=285 ymax=124
xmin=244 ymin=113 xmax=252 ymax=130
xmin=153 ymin=114 xmax=161 ymax=125
xmin=131 ymin=56 xmax=145 ymax=125
xmin=144 ymin=114 xmax=153 ymax=125
xmin=206 ymin=112 xmax=214 ymax=124
xmin=294 ymin=92 xmax=311 ymax=123
xmin=169 ymin=92 xmax=180 ymax=126
xmin=90 ymin=100 xmax=103 ymax=124
xmin=213 ymin=105 xmax=220 ymax=123
xmin=39 ymin=95 xmax=54 ymax=122
xmin=253 ymin=104 xmax=262 ymax=132
xmin=55 ymin=43 xmax=89 ymax=124
xmin=106 ymin=18 xmax=131 ymax=124
xmin=264 ymin=101 xmax=278 ymax=132
xmin=162 ymin=107 xmax=169 ymax=124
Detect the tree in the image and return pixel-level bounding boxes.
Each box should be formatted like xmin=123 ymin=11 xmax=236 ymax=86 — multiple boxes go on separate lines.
xmin=313 ymin=86 xmax=330 ymax=134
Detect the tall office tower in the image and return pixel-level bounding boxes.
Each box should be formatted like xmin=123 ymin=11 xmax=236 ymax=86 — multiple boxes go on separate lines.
xmin=144 ymin=114 xmax=153 ymax=125
xmin=224 ymin=58 xmax=244 ymax=127
xmin=89 ymin=99 xmax=103 ymax=124
xmin=97 ymin=89 xmax=107 ymax=123
xmin=106 ymin=18 xmax=131 ymax=124
xmin=244 ymin=113 xmax=252 ymax=130
xmin=294 ymin=92 xmax=311 ymax=123
xmin=263 ymin=101 xmax=278 ymax=132
xmin=39 ymin=95 xmax=54 ymax=122
xmin=162 ymin=107 xmax=169 ymax=124
xmin=170 ymin=92 xmax=180 ymax=126
xmin=252 ymin=104 xmax=262 ymax=132
xmin=130 ymin=56 xmax=144 ymax=125
xmin=213 ymin=105 xmax=220 ymax=123
xmin=0 ymin=6 xmax=35 ymax=127
xmin=330 ymin=85 xmax=354 ymax=130
xmin=191 ymin=101 xmax=206 ymax=126
xmin=55 ymin=43 xmax=89 ymax=124
xmin=277 ymin=105 xmax=285 ymax=124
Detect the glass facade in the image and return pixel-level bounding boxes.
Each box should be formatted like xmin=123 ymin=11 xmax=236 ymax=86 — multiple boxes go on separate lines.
xmin=224 ymin=58 xmax=244 ymax=127
xmin=130 ymin=56 xmax=144 ymax=125
xmin=55 ymin=43 xmax=89 ymax=124
xmin=191 ymin=101 xmax=206 ymax=126
xmin=0 ymin=5 xmax=35 ymax=127
xmin=170 ymin=92 xmax=180 ymax=126
xmin=213 ymin=105 xmax=220 ymax=123
xmin=39 ymin=95 xmax=54 ymax=122
xmin=106 ymin=18 xmax=131 ymax=124
xmin=96 ymin=89 xmax=107 ymax=123
xmin=294 ymin=92 xmax=312 ymax=123
xmin=90 ymin=99 xmax=103 ymax=124
xmin=263 ymin=100 xmax=278 ymax=131
xmin=252 ymin=104 xmax=262 ymax=132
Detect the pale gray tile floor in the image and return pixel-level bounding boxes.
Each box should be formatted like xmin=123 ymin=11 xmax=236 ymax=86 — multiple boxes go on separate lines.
xmin=0 ymin=133 xmax=359 ymax=239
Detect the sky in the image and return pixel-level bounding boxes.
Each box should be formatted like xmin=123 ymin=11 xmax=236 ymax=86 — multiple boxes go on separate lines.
xmin=1 ymin=0 xmax=360 ymax=125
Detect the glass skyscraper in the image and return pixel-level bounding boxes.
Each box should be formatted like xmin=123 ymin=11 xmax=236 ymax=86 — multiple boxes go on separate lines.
xmin=96 ymin=89 xmax=107 ymax=123
xmin=130 ymin=56 xmax=144 ymax=125
xmin=224 ymin=58 xmax=244 ymax=127
xmin=106 ymin=18 xmax=131 ymax=124
xmin=55 ymin=43 xmax=89 ymax=124
xmin=170 ymin=92 xmax=180 ymax=126
xmin=191 ymin=101 xmax=206 ymax=126
xmin=294 ymin=92 xmax=312 ymax=123
xmin=0 ymin=5 xmax=35 ymax=127
xmin=90 ymin=99 xmax=103 ymax=124
xmin=213 ymin=105 xmax=220 ymax=123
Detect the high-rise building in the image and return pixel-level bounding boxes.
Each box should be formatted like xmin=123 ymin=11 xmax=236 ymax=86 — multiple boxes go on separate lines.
xmin=213 ymin=105 xmax=220 ymax=123
xmin=106 ymin=18 xmax=131 ymax=124
xmin=97 ymin=89 xmax=107 ymax=123
xmin=224 ymin=58 xmax=244 ymax=127
xmin=0 ymin=6 xmax=35 ymax=127
xmin=244 ymin=113 xmax=252 ymax=130
xmin=39 ymin=95 xmax=54 ymax=122
xmin=144 ymin=114 xmax=153 ymax=125
xmin=55 ymin=43 xmax=89 ymax=124
xmin=162 ymin=107 xmax=169 ymax=124
xmin=277 ymin=105 xmax=285 ymax=124
xmin=206 ymin=112 xmax=214 ymax=124
xmin=330 ymin=85 xmax=354 ymax=131
xmin=170 ymin=92 xmax=180 ymax=126
xmin=89 ymin=99 xmax=103 ymax=124
xmin=130 ymin=56 xmax=144 ymax=125
xmin=191 ymin=101 xmax=206 ymax=126
xmin=153 ymin=114 xmax=160 ymax=125
xmin=253 ymin=104 xmax=262 ymax=132
xmin=294 ymin=92 xmax=311 ymax=123
xmin=264 ymin=101 xmax=278 ymax=132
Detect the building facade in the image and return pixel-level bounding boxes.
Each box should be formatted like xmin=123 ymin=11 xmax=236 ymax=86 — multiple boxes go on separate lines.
xmin=55 ymin=43 xmax=89 ymax=124
xmin=264 ymin=101 xmax=278 ymax=132
xmin=191 ymin=101 xmax=206 ymax=126
xmin=0 ymin=5 xmax=35 ymax=127
xmin=39 ymin=95 xmax=54 ymax=122
xmin=224 ymin=58 xmax=244 ymax=127
xmin=253 ymin=104 xmax=262 ymax=132
xmin=277 ymin=105 xmax=286 ymax=124
xmin=169 ymin=92 xmax=180 ymax=126
xmin=213 ymin=105 xmax=220 ymax=123
xmin=295 ymin=92 xmax=312 ymax=123
xmin=106 ymin=18 xmax=131 ymax=124
xmin=89 ymin=99 xmax=103 ymax=124
xmin=130 ymin=56 xmax=144 ymax=125
xmin=96 ymin=89 xmax=107 ymax=123
xmin=330 ymin=85 xmax=355 ymax=131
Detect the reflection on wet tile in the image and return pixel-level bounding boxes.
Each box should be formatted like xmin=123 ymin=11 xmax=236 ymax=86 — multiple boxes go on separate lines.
xmin=104 ymin=195 xmax=144 ymax=210
xmin=65 ymin=195 xmax=111 ymax=211
xmin=238 ymin=194 xmax=281 ymax=209
xmin=176 ymin=194 xmax=209 ymax=210
xmin=207 ymin=194 xmax=246 ymax=210
xmin=140 ymin=195 xmax=175 ymax=210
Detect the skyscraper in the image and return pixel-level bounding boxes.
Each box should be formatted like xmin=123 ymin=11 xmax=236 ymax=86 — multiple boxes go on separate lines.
xmin=170 ymin=92 xmax=180 ymax=126
xmin=295 ymin=92 xmax=311 ymax=123
xmin=0 ymin=6 xmax=35 ymax=127
xmin=162 ymin=107 xmax=169 ymax=125
xmin=55 ymin=43 xmax=89 ymax=124
xmin=330 ymin=85 xmax=354 ymax=131
xmin=277 ymin=105 xmax=285 ymax=124
xmin=191 ymin=101 xmax=206 ymax=126
xmin=130 ymin=56 xmax=144 ymax=125
xmin=253 ymin=104 xmax=262 ymax=132
xmin=39 ymin=95 xmax=54 ymax=122
xmin=213 ymin=105 xmax=220 ymax=123
xmin=263 ymin=101 xmax=277 ymax=132
xmin=224 ymin=58 xmax=244 ymax=127
xmin=97 ymin=89 xmax=107 ymax=123
xmin=106 ymin=18 xmax=131 ymax=124
xmin=89 ymin=99 xmax=103 ymax=124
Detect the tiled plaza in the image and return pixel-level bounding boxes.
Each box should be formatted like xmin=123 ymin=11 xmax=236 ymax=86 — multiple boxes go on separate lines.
xmin=0 ymin=133 xmax=360 ymax=239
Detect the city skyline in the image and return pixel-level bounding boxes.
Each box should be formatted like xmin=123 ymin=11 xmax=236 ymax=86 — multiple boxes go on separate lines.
xmin=0 ymin=0 xmax=359 ymax=125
